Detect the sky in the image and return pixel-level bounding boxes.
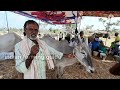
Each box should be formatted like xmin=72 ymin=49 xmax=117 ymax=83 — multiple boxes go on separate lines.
xmin=0 ymin=11 xmax=63 ymax=30
xmin=0 ymin=11 xmax=120 ymax=31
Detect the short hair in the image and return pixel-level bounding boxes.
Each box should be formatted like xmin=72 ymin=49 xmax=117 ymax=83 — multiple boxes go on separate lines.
xmin=95 ymin=35 xmax=99 ymax=38
xmin=79 ymin=31 xmax=84 ymax=35
xmin=115 ymin=32 xmax=119 ymax=36
xmin=24 ymin=20 xmax=39 ymax=29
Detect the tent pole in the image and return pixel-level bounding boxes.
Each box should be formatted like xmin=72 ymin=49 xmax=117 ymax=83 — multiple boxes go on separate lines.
xmin=5 ymin=11 xmax=9 ymax=33
xmin=78 ymin=16 xmax=82 ymax=33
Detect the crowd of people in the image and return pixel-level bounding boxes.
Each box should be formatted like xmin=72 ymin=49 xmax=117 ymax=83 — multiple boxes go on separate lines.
xmin=66 ymin=30 xmax=120 ymax=61
xmin=90 ymin=32 xmax=120 ymax=60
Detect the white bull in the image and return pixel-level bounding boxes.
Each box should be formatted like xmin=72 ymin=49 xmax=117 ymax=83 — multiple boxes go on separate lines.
xmin=41 ymin=35 xmax=95 ymax=78
xmin=0 ymin=32 xmax=22 ymax=52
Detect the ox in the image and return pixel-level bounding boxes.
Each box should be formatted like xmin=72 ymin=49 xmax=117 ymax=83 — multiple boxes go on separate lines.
xmin=0 ymin=32 xmax=22 ymax=52
xmin=0 ymin=33 xmax=22 ymax=60
xmin=41 ymin=35 xmax=95 ymax=78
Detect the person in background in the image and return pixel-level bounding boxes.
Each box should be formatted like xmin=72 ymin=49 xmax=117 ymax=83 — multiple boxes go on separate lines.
xmin=59 ymin=32 xmax=63 ymax=41
xmin=109 ymin=32 xmax=120 ymax=55
xmin=114 ymin=32 xmax=120 ymax=55
xmin=98 ymin=41 xmax=107 ymax=60
xmin=115 ymin=32 xmax=120 ymax=45
xmin=91 ymin=36 xmax=100 ymax=55
xmin=65 ymin=33 xmax=71 ymax=43
xmin=78 ymin=31 xmax=88 ymax=46
xmin=79 ymin=31 xmax=85 ymax=43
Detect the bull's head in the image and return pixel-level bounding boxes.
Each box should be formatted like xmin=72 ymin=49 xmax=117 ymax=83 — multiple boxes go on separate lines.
xmin=73 ymin=43 xmax=95 ymax=73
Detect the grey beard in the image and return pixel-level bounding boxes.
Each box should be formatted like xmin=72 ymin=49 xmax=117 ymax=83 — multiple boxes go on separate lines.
xmin=29 ymin=34 xmax=37 ymax=40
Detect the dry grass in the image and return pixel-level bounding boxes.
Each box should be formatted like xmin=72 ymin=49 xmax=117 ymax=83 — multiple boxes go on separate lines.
xmin=0 ymin=60 xmax=23 ymax=79
xmin=0 ymin=56 xmax=120 ymax=79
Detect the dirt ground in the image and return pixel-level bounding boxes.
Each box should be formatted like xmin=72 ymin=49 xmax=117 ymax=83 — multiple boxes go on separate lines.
xmin=0 ymin=55 xmax=120 ymax=79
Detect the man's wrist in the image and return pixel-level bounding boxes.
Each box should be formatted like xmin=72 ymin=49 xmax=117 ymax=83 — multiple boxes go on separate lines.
xmin=28 ymin=53 xmax=35 ymax=59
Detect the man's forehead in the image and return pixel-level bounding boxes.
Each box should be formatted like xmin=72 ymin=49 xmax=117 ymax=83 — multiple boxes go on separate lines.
xmin=26 ymin=24 xmax=39 ymax=28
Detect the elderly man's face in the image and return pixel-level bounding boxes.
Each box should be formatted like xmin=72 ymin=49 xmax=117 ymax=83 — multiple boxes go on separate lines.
xmin=25 ymin=23 xmax=39 ymax=40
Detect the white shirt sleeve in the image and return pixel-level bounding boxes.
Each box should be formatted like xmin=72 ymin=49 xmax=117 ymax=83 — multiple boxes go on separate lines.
xmin=15 ymin=44 xmax=28 ymax=73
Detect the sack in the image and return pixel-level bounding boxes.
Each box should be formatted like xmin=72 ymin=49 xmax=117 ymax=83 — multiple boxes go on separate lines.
xmin=109 ymin=62 xmax=120 ymax=76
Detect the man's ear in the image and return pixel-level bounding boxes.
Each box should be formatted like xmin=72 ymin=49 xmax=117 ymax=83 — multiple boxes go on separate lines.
xmin=23 ymin=29 xmax=26 ymax=36
xmin=23 ymin=32 xmax=26 ymax=36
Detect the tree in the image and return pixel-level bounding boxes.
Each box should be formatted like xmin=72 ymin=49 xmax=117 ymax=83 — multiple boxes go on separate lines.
xmin=99 ymin=18 xmax=120 ymax=32
xmin=49 ymin=28 xmax=52 ymax=32
xmin=65 ymin=24 xmax=75 ymax=30
xmin=85 ymin=25 xmax=94 ymax=30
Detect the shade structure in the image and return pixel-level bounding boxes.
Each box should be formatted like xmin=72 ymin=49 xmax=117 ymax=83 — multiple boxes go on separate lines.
xmin=12 ymin=11 xmax=120 ymax=25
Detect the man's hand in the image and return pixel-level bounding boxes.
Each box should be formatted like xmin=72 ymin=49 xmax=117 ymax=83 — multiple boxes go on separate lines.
xmin=25 ymin=44 xmax=39 ymax=69
xmin=50 ymin=65 xmax=54 ymax=70
xmin=30 ymin=44 xmax=39 ymax=55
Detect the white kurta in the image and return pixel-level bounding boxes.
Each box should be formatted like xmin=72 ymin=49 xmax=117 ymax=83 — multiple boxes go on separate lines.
xmin=78 ymin=36 xmax=88 ymax=46
xmin=15 ymin=36 xmax=63 ymax=79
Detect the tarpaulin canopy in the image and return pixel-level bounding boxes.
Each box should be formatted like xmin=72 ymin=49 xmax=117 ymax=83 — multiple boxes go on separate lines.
xmin=82 ymin=11 xmax=120 ymax=17
xmin=12 ymin=11 xmax=120 ymax=25
xmin=12 ymin=11 xmax=79 ymax=24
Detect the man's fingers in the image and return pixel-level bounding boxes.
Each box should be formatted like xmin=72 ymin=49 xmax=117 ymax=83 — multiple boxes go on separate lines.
xmin=51 ymin=68 xmax=54 ymax=70
xmin=32 ymin=44 xmax=39 ymax=50
xmin=31 ymin=44 xmax=39 ymax=55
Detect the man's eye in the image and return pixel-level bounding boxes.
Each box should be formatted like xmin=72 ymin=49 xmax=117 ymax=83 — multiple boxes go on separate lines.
xmin=28 ymin=29 xmax=38 ymax=31
xmin=29 ymin=29 xmax=33 ymax=31
xmin=35 ymin=29 xmax=38 ymax=31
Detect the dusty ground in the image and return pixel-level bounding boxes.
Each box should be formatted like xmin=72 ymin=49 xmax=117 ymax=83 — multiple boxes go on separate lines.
xmin=0 ymin=56 xmax=120 ymax=79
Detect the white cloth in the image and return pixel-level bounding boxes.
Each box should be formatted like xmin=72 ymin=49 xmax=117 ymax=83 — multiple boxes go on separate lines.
xmin=15 ymin=36 xmax=63 ymax=79
xmin=78 ymin=36 xmax=88 ymax=46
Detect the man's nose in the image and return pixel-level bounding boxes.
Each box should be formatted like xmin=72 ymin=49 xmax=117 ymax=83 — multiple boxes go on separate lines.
xmin=32 ymin=30 xmax=37 ymax=33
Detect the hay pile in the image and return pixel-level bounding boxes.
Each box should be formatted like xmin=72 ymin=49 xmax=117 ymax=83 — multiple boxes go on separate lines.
xmin=0 ymin=60 xmax=23 ymax=79
xmin=0 ymin=57 xmax=120 ymax=79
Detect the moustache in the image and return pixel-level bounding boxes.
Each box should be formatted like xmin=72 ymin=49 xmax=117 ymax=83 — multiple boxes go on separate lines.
xmin=31 ymin=34 xmax=37 ymax=38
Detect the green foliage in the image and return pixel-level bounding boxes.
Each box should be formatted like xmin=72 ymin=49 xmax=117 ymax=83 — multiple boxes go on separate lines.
xmin=65 ymin=24 xmax=76 ymax=29
xmin=48 ymin=28 xmax=60 ymax=34
xmin=85 ymin=25 xmax=94 ymax=30
xmin=99 ymin=18 xmax=120 ymax=31
xmin=0 ymin=28 xmax=23 ymax=35
xmin=49 ymin=28 xmax=52 ymax=32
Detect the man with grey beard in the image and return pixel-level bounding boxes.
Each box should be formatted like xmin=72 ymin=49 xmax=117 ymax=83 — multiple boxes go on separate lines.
xmin=15 ymin=20 xmax=70 ymax=79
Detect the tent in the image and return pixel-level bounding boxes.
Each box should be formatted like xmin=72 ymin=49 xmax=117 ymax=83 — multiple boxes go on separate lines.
xmin=12 ymin=11 xmax=120 ymax=25
xmin=81 ymin=11 xmax=120 ymax=17
xmin=12 ymin=11 xmax=79 ymax=24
